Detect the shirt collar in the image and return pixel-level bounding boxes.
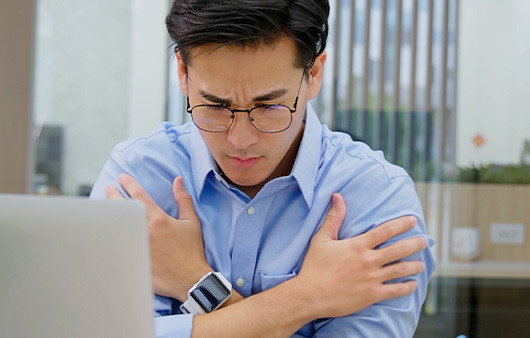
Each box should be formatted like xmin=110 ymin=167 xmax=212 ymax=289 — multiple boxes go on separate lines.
xmin=190 ymin=125 xmax=218 ymax=201
xmin=290 ymin=102 xmax=321 ymax=207
xmin=189 ymin=102 xmax=322 ymax=206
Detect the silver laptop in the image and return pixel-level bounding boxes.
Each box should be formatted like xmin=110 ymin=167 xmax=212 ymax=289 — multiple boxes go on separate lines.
xmin=0 ymin=194 xmax=155 ymax=338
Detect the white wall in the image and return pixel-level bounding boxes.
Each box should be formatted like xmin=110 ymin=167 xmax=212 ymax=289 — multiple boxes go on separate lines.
xmin=33 ymin=0 xmax=169 ymax=195
xmin=456 ymin=0 xmax=530 ymax=166
xmin=129 ymin=0 xmax=169 ymax=138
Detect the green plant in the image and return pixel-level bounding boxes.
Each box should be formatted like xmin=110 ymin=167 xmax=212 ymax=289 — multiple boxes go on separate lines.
xmin=457 ymin=164 xmax=530 ymax=184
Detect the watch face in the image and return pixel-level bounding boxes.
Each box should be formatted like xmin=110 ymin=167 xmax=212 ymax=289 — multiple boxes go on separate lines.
xmin=190 ymin=274 xmax=231 ymax=313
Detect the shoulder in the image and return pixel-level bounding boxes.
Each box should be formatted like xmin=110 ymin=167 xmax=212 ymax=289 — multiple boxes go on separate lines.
xmin=106 ymin=121 xmax=195 ymax=186
xmin=103 ymin=122 xmax=195 ymax=215
xmin=113 ymin=122 xmax=193 ymax=157
xmin=319 ymin=126 xmax=410 ymax=185
xmin=316 ymin=127 xmax=422 ymax=238
xmin=106 ymin=122 xmax=195 ymax=175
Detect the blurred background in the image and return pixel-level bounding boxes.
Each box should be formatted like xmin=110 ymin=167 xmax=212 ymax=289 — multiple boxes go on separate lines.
xmin=1 ymin=0 xmax=530 ymax=336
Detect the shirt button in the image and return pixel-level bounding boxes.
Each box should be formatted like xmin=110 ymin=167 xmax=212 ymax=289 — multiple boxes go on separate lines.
xmin=247 ymin=206 xmax=255 ymax=215
xmin=236 ymin=277 xmax=245 ymax=287
xmin=215 ymin=174 xmax=221 ymax=182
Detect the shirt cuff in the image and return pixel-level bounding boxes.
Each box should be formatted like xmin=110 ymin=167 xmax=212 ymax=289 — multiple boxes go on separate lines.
xmin=155 ymin=313 xmax=194 ymax=338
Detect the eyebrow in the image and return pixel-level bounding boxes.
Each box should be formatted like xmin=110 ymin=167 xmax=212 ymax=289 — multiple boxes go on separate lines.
xmin=199 ymin=91 xmax=231 ymax=106
xmin=199 ymin=88 xmax=290 ymax=106
xmin=253 ymin=89 xmax=289 ymax=102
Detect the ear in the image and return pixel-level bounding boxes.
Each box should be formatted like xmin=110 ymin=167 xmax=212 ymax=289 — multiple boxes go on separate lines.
xmin=307 ymin=51 xmax=327 ymax=100
xmin=175 ymin=52 xmax=188 ymax=95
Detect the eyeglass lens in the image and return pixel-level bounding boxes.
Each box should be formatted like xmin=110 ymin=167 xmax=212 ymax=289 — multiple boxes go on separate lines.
xmin=191 ymin=105 xmax=292 ymax=133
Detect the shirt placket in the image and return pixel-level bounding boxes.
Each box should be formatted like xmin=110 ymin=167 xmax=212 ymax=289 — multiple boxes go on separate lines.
xmin=230 ymin=202 xmax=262 ymax=297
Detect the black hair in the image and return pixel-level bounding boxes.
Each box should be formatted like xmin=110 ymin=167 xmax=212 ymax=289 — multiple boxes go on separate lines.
xmin=166 ymin=0 xmax=329 ymax=70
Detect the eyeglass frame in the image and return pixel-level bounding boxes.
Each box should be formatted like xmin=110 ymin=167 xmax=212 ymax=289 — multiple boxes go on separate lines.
xmin=186 ymin=71 xmax=306 ymax=133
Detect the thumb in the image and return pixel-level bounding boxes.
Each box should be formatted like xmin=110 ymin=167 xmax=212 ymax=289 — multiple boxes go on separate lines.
xmin=173 ymin=176 xmax=198 ymax=221
xmin=317 ymin=193 xmax=346 ymax=241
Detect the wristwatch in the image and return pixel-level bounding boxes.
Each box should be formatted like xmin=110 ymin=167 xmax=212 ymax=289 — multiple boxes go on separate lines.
xmin=180 ymin=271 xmax=232 ymax=315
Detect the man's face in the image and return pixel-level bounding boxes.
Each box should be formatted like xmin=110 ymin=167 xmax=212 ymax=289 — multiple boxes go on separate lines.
xmin=177 ymin=38 xmax=325 ymax=196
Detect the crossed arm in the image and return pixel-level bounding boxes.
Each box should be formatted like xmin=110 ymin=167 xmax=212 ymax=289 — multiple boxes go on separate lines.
xmin=106 ymin=173 xmax=427 ymax=337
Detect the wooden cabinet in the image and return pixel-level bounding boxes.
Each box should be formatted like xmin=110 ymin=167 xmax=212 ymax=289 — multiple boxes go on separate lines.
xmin=415 ymin=183 xmax=530 ymax=278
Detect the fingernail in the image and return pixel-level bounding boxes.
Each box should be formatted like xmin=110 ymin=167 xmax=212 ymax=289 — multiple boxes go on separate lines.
xmin=118 ymin=173 xmax=128 ymax=183
xmin=421 ymin=237 xmax=427 ymax=248
xmin=174 ymin=176 xmax=183 ymax=187
xmin=331 ymin=193 xmax=338 ymax=205
xmin=408 ymin=216 xmax=417 ymax=227
xmin=331 ymin=193 xmax=343 ymax=206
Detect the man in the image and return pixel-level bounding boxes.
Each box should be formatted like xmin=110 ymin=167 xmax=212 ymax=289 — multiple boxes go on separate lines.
xmin=91 ymin=0 xmax=436 ymax=336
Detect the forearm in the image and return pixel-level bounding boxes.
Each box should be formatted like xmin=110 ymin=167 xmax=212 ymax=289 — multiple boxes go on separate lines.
xmin=192 ymin=277 xmax=316 ymax=337
xmin=191 ymin=200 xmax=429 ymax=337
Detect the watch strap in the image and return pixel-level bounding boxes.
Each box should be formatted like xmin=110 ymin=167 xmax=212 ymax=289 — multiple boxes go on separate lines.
xmin=180 ymin=271 xmax=232 ymax=315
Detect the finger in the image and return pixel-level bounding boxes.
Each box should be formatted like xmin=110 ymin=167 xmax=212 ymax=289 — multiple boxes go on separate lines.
xmin=316 ymin=193 xmax=346 ymax=241
xmin=172 ymin=176 xmax=198 ymax=221
xmin=118 ymin=173 xmax=163 ymax=217
xmin=363 ymin=215 xmax=417 ymax=248
xmin=105 ymin=185 xmax=123 ymax=200
xmin=376 ymin=236 xmax=427 ymax=265
xmin=380 ymin=260 xmax=425 ymax=282
xmin=379 ymin=280 xmax=418 ymax=300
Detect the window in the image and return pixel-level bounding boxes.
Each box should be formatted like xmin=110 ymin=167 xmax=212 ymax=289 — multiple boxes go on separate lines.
xmin=320 ymin=1 xmax=530 ymax=337
xmin=32 ymin=0 xmax=169 ymax=195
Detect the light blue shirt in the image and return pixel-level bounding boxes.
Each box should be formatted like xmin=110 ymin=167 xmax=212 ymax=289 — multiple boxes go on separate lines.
xmin=90 ymin=104 xmax=436 ymax=337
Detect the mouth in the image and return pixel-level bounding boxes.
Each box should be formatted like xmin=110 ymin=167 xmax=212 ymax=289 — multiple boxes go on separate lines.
xmin=230 ymin=156 xmax=260 ymax=169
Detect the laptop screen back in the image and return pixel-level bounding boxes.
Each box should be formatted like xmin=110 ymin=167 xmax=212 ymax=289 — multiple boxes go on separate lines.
xmin=0 ymin=194 xmax=155 ymax=338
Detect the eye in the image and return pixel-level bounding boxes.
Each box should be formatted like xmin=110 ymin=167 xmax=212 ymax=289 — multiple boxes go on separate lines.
xmin=205 ymin=105 xmax=228 ymax=112
xmin=257 ymin=104 xmax=281 ymax=111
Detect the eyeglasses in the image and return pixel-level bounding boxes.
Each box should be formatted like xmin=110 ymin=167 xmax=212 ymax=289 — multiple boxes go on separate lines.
xmin=186 ymin=72 xmax=305 ymax=133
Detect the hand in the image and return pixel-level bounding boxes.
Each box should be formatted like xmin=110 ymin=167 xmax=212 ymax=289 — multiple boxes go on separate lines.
xmin=105 ymin=173 xmax=212 ymax=301
xmin=295 ymin=193 xmax=426 ymax=319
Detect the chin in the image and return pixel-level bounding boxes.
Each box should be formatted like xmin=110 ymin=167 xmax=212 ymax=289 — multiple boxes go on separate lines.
xmin=225 ymin=171 xmax=267 ymax=187
xmin=230 ymin=176 xmax=262 ymax=187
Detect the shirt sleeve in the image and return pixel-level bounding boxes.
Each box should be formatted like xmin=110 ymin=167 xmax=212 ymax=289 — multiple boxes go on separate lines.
xmin=154 ymin=295 xmax=194 ymax=338
xmin=311 ymin=243 xmax=435 ymax=337
xmin=301 ymin=175 xmax=437 ymax=337
xmin=90 ymin=147 xmax=196 ymax=337
xmin=89 ymin=147 xmax=137 ymax=200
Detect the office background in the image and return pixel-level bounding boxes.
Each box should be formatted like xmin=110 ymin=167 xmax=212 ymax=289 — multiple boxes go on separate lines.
xmin=2 ymin=0 xmax=530 ymax=337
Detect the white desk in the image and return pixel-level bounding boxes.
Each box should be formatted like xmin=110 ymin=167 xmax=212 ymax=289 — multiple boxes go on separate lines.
xmin=434 ymin=260 xmax=530 ymax=279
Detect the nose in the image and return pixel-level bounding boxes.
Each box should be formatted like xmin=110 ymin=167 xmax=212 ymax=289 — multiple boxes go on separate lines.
xmin=226 ymin=111 xmax=259 ymax=149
